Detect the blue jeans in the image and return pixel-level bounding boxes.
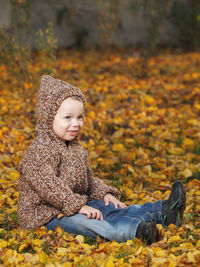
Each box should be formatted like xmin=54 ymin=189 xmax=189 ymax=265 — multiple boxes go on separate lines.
xmin=46 ymin=200 xmax=162 ymax=242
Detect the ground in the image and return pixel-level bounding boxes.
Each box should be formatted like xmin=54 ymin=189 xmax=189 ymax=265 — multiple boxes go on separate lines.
xmin=0 ymin=49 xmax=200 ymax=266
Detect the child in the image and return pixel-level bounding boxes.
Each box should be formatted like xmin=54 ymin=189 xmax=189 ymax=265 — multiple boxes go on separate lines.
xmin=18 ymin=75 xmax=186 ymax=244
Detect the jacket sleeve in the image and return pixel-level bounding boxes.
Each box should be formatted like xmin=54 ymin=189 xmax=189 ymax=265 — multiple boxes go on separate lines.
xmin=20 ymin=148 xmax=88 ymax=217
xmin=87 ymin=167 xmax=121 ymax=201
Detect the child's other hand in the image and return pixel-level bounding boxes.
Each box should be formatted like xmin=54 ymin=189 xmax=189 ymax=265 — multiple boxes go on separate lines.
xmin=79 ymin=205 xmax=103 ymax=220
xmin=104 ymin=194 xmax=127 ymax=209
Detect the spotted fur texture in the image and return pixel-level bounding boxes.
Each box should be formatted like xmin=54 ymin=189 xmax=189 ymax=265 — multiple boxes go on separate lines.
xmin=17 ymin=75 xmax=121 ymax=229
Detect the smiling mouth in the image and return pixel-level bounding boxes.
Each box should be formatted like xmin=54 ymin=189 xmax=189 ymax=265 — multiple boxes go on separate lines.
xmin=67 ymin=131 xmax=78 ymax=136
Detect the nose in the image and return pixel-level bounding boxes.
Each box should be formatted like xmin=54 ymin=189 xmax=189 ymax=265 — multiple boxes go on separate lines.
xmin=71 ymin=118 xmax=80 ymax=127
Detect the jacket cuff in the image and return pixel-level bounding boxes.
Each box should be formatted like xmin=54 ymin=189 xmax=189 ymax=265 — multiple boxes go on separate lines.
xmin=62 ymin=195 xmax=88 ymax=217
xmin=105 ymin=186 xmax=121 ymax=200
xmin=94 ymin=185 xmax=121 ymax=201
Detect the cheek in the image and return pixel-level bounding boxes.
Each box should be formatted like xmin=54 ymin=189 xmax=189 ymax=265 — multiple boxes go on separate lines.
xmin=53 ymin=119 xmax=67 ymax=132
xmin=63 ymin=120 xmax=71 ymax=128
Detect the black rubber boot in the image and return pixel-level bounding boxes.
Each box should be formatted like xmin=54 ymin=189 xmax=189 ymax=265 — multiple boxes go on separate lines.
xmin=162 ymin=180 xmax=186 ymax=227
xmin=135 ymin=221 xmax=159 ymax=245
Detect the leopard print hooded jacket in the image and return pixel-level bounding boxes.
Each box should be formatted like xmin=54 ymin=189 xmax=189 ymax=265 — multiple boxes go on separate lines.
xmin=17 ymin=75 xmax=121 ymax=229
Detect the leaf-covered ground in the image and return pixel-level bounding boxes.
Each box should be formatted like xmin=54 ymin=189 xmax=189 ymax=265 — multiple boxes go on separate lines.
xmin=0 ymin=49 xmax=200 ymax=266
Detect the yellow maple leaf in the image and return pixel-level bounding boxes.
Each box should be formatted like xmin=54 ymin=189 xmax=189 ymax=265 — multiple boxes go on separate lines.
xmin=152 ymin=190 xmax=162 ymax=199
xmin=127 ymin=164 xmax=134 ymax=173
xmin=151 ymin=257 xmax=167 ymax=265
xmin=62 ymin=262 xmax=73 ymax=267
xmin=180 ymin=242 xmax=194 ymax=249
xmin=8 ymin=169 xmax=19 ymax=180
xmin=168 ymin=261 xmax=176 ymax=267
xmin=112 ymin=129 xmax=124 ymax=139
xmin=57 ymin=247 xmax=68 ymax=256
xmin=18 ymin=243 xmax=29 ymax=253
xmin=135 ymin=246 xmax=142 ymax=256
xmin=155 ymin=250 xmax=168 ymax=257
xmin=168 ymin=235 xmax=181 ymax=243
xmin=31 ymin=239 xmax=43 ymax=246
xmin=187 ymin=119 xmax=199 ymax=126
xmin=89 ymin=111 xmax=95 ymax=119
xmin=144 ymin=94 xmax=156 ymax=105
xmin=196 ymin=240 xmax=200 ymax=248
xmin=75 ymin=235 xmax=84 ymax=244
xmin=0 ymin=240 xmax=8 ymax=248
xmin=187 ymin=252 xmax=196 ymax=263
xmin=182 ymin=168 xmax=192 ymax=178
xmin=55 ymin=226 xmax=64 ymax=236
xmin=105 ymin=258 xmax=114 ymax=267
xmin=57 ymin=213 xmax=64 ymax=219
xmin=112 ymin=143 xmax=124 ymax=152
xmin=39 ymin=251 xmax=50 ymax=264
xmin=129 ymin=257 xmax=144 ymax=265
xmin=182 ymin=138 xmax=194 ymax=149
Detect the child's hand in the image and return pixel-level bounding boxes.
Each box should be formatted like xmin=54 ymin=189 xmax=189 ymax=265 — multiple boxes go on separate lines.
xmin=79 ymin=205 xmax=103 ymax=220
xmin=104 ymin=194 xmax=127 ymax=209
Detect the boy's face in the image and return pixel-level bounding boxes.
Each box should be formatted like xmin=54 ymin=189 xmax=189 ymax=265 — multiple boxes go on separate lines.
xmin=53 ymin=97 xmax=84 ymax=141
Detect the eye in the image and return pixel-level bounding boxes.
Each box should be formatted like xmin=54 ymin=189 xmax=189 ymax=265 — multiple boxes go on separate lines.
xmin=65 ymin=116 xmax=71 ymax=120
xmin=78 ymin=115 xmax=84 ymax=120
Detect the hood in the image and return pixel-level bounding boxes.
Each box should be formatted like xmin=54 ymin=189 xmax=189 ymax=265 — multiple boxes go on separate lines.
xmin=35 ymin=75 xmax=86 ymax=144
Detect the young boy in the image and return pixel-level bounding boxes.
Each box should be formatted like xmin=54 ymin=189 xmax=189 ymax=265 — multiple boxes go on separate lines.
xmin=17 ymin=75 xmax=186 ymax=244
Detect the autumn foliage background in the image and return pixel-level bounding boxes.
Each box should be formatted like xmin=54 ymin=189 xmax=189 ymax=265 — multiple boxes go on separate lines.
xmin=0 ymin=48 xmax=199 ymax=266
xmin=0 ymin=2 xmax=200 ymax=265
